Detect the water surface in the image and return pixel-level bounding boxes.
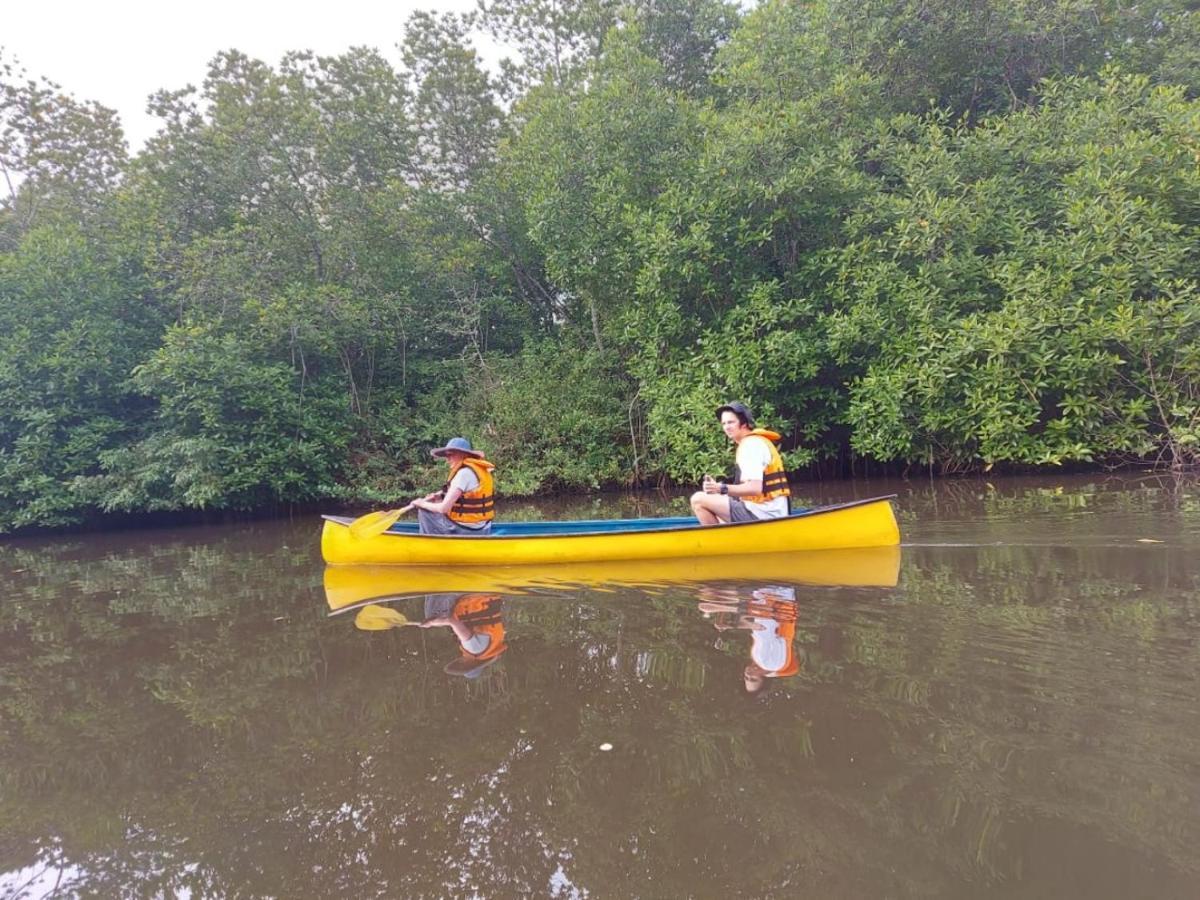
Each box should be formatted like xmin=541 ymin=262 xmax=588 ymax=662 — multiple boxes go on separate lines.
xmin=2 ymin=475 xmax=1198 ymax=898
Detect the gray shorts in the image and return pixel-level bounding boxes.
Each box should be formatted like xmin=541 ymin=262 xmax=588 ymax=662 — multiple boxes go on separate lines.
xmin=728 ymin=497 xmax=757 ymax=523
xmin=424 ymin=592 xmax=461 ymax=618
xmin=417 ymin=508 xmax=493 ymax=536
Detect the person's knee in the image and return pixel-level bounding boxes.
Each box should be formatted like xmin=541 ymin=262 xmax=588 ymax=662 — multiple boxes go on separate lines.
xmin=417 ymin=508 xmax=441 ymax=534
xmin=689 ymin=491 xmax=706 ymax=511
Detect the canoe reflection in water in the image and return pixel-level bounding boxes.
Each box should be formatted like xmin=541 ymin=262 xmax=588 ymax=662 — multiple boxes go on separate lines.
xmin=353 ymin=593 xmax=508 ymax=678
xmin=327 ymin=547 xmax=899 ymax=680
xmin=698 ymin=585 xmax=802 ymax=694
xmin=324 ymin=546 xmax=901 ymax=605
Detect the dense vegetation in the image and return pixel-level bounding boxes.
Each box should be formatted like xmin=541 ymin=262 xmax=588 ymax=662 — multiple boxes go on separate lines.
xmin=2 ymin=0 xmax=1199 ymax=529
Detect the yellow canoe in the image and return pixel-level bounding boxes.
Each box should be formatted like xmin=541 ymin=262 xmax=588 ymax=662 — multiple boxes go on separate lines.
xmin=324 ymin=545 xmax=901 ymax=612
xmin=321 ymin=496 xmax=900 ymax=567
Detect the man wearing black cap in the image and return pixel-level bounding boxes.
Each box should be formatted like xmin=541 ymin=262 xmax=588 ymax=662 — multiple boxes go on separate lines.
xmin=690 ymin=402 xmax=791 ymax=526
xmin=411 ymin=437 xmax=497 ymax=535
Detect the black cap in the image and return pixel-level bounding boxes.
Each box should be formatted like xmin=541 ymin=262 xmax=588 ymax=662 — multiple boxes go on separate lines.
xmin=716 ymin=402 xmax=755 ymax=427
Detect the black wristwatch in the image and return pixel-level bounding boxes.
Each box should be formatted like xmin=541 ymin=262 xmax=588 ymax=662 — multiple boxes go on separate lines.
xmin=719 ymin=483 xmax=728 ymax=495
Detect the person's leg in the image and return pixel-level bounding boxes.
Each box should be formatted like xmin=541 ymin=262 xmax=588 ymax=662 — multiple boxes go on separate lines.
xmin=419 ymin=509 xmax=493 ymax=536
xmin=690 ymin=491 xmax=732 ymax=525
xmin=424 ymin=593 xmax=458 ymax=619
xmin=726 ymin=498 xmax=757 ymax=523
xmin=418 ymin=508 xmax=459 ymax=535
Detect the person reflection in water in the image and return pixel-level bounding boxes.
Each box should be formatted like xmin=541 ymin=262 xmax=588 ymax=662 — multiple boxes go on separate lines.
xmin=419 ymin=592 xmax=508 ymax=678
xmin=698 ymin=585 xmax=801 ymax=693
xmin=353 ymin=592 xmax=507 ymax=678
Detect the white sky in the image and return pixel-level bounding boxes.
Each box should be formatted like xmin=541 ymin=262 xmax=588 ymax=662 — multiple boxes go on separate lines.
xmin=4 ymin=0 xmax=489 ymax=151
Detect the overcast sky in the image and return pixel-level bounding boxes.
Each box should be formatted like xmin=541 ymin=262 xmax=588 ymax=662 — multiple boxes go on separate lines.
xmin=4 ymin=0 xmax=488 ymax=151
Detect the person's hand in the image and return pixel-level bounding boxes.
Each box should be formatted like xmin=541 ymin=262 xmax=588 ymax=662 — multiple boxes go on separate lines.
xmin=703 ymin=474 xmax=720 ymax=495
xmin=698 ymin=588 xmax=739 ymax=604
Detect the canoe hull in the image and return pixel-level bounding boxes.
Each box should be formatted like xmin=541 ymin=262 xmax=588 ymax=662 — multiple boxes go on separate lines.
xmin=321 ymin=496 xmax=900 ymax=567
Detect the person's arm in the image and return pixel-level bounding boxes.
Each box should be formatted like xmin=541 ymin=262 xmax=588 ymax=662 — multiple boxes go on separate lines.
xmin=413 ymin=485 xmax=464 ymax=515
xmin=703 ymin=473 xmax=764 ymax=496
xmin=414 ymin=466 xmax=477 ymax=514
xmin=698 ymin=585 xmax=742 ymax=603
xmin=723 ymin=477 xmax=763 ymax=498
xmin=420 ymin=616 xmax=474 ymax=644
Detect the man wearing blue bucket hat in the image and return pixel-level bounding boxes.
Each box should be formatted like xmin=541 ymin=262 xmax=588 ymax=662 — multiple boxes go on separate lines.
xmin=420 ymin=592 xmax=508 ymax=678
xmin=410 ymin=437 xmax=498 ymax=535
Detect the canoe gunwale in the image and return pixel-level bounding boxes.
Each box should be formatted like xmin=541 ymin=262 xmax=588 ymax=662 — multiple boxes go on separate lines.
xmin=323 ymin=494 xmax=899 ymax=541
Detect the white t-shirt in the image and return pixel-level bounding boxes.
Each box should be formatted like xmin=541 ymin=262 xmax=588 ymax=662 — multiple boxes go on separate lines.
xmin=448 ymin=466 xmax=480 ymax=495
xmin=734 ymin=435 xmax=789 ymax=519
xmin=752 ymin=585 xmax=796 ymax=604
xmin=461 ymin=631 xmax=492 ymax=655
xmin=749 ymin=586 xmax=796 ymax=673
xmin=750 ymin=618 xmax=789 ymax=671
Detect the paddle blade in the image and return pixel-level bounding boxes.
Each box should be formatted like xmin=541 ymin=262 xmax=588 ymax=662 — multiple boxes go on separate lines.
xmin=354 ymin=605 xmax=411 ymax=631
xmin=349 ymin=508 xmax=404 ymax=540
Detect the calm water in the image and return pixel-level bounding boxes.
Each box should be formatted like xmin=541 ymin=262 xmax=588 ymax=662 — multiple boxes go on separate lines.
xmin=2 ymin=475 xmax=1198 ymax=899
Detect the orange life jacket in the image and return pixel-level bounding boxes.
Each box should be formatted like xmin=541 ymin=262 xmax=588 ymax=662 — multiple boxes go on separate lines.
xmin=735 ymin=429 xmax=791 ymax=504
xmin=444 ymin=457 xmax=496 ymax=525
xmin=452 ymin=593 xmax=507 ymax=661
xmin=765 ymin=618 xmax=800 ymax=678
xmin=748 ymin=588 xmax=800 ymax=678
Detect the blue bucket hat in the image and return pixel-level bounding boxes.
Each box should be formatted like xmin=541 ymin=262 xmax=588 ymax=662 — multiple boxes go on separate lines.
xmin=430 ymin=437 xmax=484 ymax=459
xmin=443 ymin=654 xmax=503 ymax=679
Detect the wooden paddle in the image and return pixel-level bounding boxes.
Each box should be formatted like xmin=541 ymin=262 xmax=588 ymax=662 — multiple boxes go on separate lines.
xmin=348 ymin=502 xmax=415 ymax=540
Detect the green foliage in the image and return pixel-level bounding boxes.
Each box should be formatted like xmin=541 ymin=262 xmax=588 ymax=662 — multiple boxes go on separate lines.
xmin=76 ymin=321 xmax=354 ymax=511
xmin=463 ymin=340 xmax=636 ymax=493
xmin=509 ymin=25 xmax=702 ymax=347
xmin=835 ymin=74 xmax=1200 ymax=470
xmin=476 ymin=0 xmax=623 ymax=92
xmin=621 ymin=0 xmax=742 ymax=98
xmin=1 ymin=51 xmax=128 ymax=247
xmin=5 ymin=1 xmax=1200 ymax=529
xmin=0 ymin=224 xmax=162 ymax=528
xmin=402 ymin=10 xmax=505 ymax=187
